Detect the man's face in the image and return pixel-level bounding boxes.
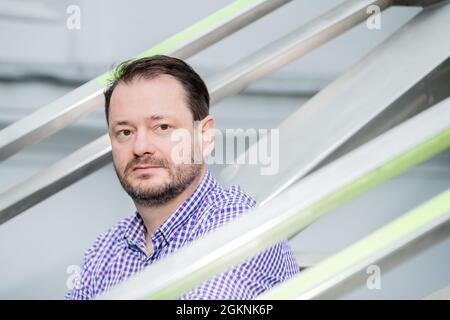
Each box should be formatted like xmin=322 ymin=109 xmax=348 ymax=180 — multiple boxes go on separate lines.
xmin=108 ymin=75 xmax=213 ymax=207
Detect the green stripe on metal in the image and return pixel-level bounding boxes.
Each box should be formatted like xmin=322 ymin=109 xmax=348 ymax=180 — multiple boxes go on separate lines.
xmin=282 ymin=128 xmax=450 ymax=239
xmin=258 ymin=188 xmax=450 ymax=299
xmin=96 ymin=0 xmax=259 ymax=86
xmin=144 ymin=127 xmax=450 ymax=299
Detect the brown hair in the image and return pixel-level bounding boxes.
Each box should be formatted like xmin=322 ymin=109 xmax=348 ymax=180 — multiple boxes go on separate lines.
xmin=104 ymin=55 xmax=210 ymax=125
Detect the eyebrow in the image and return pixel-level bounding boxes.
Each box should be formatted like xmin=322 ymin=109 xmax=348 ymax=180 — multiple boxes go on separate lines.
xmin=112 ymin=120 xmax=133 ymax=127
xmin=111 ymin=114 xmax=173 ymax=127
xmin=146 ymin=114 xmax=166 ymax=121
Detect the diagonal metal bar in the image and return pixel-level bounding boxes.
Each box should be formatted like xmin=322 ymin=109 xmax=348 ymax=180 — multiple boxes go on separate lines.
xmin=257 ymin=189 xmax=450 ymax=299
xmin=0 ymin=0 xmax=393 ymax=223
xmin=0 ymin=0 xmax=290 ymax=161
xmin=96 ymin=97 xmax=450 ymax=299
xmin=207 ymin=0 xmax=393 ymax=104
xmin=423 ymin=284 xmax=450 ymax=300
xmin=221 ymin=2 xmax=450 ymax=206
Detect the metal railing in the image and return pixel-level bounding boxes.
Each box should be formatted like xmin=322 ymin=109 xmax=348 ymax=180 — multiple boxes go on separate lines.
xmin=0 ymin=0 xmax=448 ymax=299
xmin=97 ymin=98 xmax=450 ymax=299
xmin=258 ymin=188 xmax=450 ymax=299
xmin=223 ymin=1 xmax=450 ymax=205
xmin=423 ymin=284 xmax=450 ymax=300
xmin=0 ymin=0 xmax=397 ymax=224
xmin=0 ymin=0 xmax=291 ymax=161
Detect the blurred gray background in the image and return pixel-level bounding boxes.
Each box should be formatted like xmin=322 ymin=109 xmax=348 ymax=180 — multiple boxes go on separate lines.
xmin=0 ymin=0 xmax=448 ymax=299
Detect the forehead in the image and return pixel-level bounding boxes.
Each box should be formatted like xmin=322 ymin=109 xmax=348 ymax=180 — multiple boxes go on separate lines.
xmin=108 ymin=74 xmax=192 ymax=124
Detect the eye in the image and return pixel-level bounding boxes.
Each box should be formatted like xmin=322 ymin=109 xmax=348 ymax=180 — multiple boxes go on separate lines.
xmin=117 ymin=129 xmax=133 ymax=137
xmin=159 ymin=124 xmax=170 ymax=131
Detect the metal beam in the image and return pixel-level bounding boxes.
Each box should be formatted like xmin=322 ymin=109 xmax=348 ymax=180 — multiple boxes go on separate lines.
xmin=394 ymin=0 xmax=447 ymax=7
xmin=258 ymin=190 xmax=450 ymax=300
xmin=0 ymin=136 xmax=111 ymax=224
xmin=0 ymin=0 xmax=393 ymax=223
xmin=423 ymin=284 xmax=450 ymax=299
xmin=0 ymin=0 xmax=290 ymax=161
xmin=208 ymin=0 xmax=393 ymax=104
xmin=96 ymin=97 xmax=450 ymax=299
xmin=318 ymin=220 xmax=450 ymax=299
xmin=220 ymin=2 xmax=450 ymax=206
xmin=315 ymin=56 xmax=450 ymax=171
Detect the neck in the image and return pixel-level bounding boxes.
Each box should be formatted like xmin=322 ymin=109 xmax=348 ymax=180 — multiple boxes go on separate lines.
xmin=136 ymin=166 xmax=207 ymax=238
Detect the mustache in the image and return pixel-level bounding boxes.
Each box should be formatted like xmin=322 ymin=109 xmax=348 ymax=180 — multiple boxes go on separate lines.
xmin=124 ymin=156 xmax=169 ymax=174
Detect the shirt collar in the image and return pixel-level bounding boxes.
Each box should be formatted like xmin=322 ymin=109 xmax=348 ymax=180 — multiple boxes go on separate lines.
xmin=123 ymin=170 xmax=218 ymax=250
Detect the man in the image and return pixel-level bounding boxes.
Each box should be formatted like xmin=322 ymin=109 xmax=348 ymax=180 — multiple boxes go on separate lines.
xmin=65 ymin=55 xmax=299 ymax=300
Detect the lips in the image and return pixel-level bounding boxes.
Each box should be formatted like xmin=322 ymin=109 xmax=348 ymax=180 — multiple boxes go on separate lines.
xmin=133 ymin=165 xmax=161 ymax=171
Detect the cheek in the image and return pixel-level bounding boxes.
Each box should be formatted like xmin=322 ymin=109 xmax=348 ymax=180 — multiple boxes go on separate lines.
xmin=164 ymin=138 xmax=193 ymax=164
xmin=112 ymin=149 xmax=131 ymax=172
xmin=161 ymin=143 xmax=177 ymax=163
xmin=152 ymin=134 xmax=177 ymax=155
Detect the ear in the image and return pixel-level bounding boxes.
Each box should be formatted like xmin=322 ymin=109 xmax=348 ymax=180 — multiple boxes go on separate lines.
xmin=199 ymin=115 xmax=216 ymax=158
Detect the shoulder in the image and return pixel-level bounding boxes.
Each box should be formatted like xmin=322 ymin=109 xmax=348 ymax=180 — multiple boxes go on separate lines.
xmin=199 ymin=184 xmax=257 ymax=233
xmin=208 ymin=183 xmax=256 ymax=209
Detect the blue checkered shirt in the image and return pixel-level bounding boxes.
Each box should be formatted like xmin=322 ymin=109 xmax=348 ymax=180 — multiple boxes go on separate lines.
xmin=65 ymin=170 xmax=299 ymax=299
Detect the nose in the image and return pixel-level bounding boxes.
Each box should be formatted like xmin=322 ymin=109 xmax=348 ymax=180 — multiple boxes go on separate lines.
xmin=132 ymin=129 xmax=157 ymax=157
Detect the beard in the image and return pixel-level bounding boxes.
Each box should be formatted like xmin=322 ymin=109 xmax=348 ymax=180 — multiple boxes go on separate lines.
xmin=114 ymin=154 xmax=202 ymax=207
